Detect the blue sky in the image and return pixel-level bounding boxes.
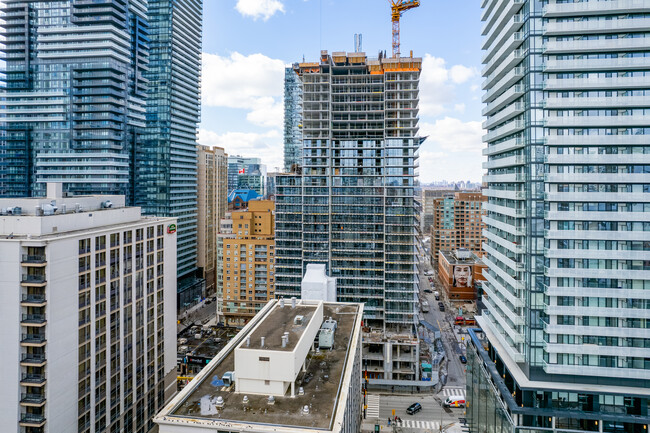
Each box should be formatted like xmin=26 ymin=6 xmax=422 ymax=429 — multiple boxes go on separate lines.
xmin=200 ymin=0 xmax=485 ymax=182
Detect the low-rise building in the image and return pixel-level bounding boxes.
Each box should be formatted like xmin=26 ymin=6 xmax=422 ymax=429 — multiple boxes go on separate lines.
xmin=438 ymin=249 xmax=486 ymax=301
xmin=0 ymin=183 xmax=178 ymax=433
xmin=154 ymin=299 xmax=364 ymax=433
xmin=221 ymin=200 xmax=275 ymax=327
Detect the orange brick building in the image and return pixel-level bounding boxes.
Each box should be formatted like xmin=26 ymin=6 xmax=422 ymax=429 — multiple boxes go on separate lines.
xmin=430 ymin=192 xmax=486 ymax=264
xmin=221 ymin=200 xmax=275 ymax=326
xmin=438 ymin=249 xmax=486 ymax=301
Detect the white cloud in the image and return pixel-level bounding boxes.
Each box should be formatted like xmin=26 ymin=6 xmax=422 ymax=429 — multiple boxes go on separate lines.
xmin=418 ymin=118 xmax=485 ymax=183
xmin=420 ymin=117 xmax=484 ymax=152
xmin=450 ymin=65 xmax=477 ymax=84
xmin=235 ymin=0 xmax=285 ymax=21
xmin=199 ymin=128 xmax=284 ymax=171
xmin=202 ymin=52 xmax=286 ymax=128
xmin=419 ymin=54 xmax=478 ymax=117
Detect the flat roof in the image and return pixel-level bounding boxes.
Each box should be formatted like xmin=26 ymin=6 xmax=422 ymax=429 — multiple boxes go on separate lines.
xmin=159 ymin=301 xmax=362 ymax=430
xmin=439 ymin=250 xmax=484 ymax=266
xmin=244 ymin=304 xmax=316 ymax=352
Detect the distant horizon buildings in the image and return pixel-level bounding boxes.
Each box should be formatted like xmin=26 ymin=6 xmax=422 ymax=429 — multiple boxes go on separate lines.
xmin=470 ymin=1 xmax=650 ymax=433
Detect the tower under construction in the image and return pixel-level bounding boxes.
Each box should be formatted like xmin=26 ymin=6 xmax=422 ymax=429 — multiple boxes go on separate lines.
xmin=276 ymin=50 xmax=423 ymax=347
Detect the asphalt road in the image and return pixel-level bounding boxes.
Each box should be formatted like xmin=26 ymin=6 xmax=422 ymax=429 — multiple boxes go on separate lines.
xmin=371 ymin=394 xmax=464 ymax=432
xmin=417 ymin=258 xmax=467 ymax=388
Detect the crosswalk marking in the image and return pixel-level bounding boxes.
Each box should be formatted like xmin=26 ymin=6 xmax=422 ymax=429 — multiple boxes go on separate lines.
xmin=366 ymin=394 xmax=380 ymax=418
xmin=441 ymin=386 xmax=465 ymax=397
xmin=395 ymin=420 xmax=440 ymax=429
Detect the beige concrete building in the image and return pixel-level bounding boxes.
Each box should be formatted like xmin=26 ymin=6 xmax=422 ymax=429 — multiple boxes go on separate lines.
xmin=0 ymin=184 xmax=178 ymax=433
xmin=221 ymin=200 xmax=275 ymax=327
xmin=197 ymin=145 xmax=228 ymax=295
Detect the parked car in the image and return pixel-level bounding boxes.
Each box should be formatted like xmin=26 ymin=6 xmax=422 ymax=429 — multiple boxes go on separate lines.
xmin=438 ymin=302 xmax=445 ymax=312
xmin=406 ymin=402 xmax=422 ymax=415
xmin=424 ymin=289 xmax=433 ymax=294
xmin=435 ymin=295 xmax=440 ymax=301
xmin=459 ymin=355 xmax=467 ymax=364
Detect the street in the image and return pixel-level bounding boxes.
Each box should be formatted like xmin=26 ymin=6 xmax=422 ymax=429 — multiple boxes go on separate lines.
xmin=418 ymin=256 xmax=468 ymax=388
xmin=364 ymin=393 xmax=466 ymax=433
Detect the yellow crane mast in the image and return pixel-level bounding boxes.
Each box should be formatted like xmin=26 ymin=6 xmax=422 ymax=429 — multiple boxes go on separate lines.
xmin=390 ymin=0 xmax=420 ymax=58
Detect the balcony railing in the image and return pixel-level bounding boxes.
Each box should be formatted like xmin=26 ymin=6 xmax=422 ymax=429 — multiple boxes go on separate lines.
xmin=21 ymin=314 xmax=46 ymax=325
xmin=19 ymin=413 xmax=45 ymax=425
xmin=21 ymin=254 xmax=46 ymax=264
xmin=21 ymin=275 xmax=46 ymax=284
xmin=21 ymin=334 xmax=46 ymax=344
xmin=21 ymin=393 xmax=46 ymax=405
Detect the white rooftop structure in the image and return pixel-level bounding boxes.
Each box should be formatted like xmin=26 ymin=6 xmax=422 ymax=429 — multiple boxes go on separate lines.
xmin=301 ymin=264 xmax=337 ymax=302
xmin=234 ymin=299 xmax=324 ymax=397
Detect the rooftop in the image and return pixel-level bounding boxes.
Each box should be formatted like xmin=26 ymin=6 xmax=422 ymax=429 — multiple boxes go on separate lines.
xmin=156 ymin=300 xmax=363 ymax=431
xmin=439 ymin=250 xmax=484 ymax=266
xmin=245 ymin=303 xmax=316 ymax=352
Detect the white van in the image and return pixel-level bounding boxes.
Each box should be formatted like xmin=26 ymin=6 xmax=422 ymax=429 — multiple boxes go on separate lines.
xmin=443 ymin=396 xmax=466 ymax=408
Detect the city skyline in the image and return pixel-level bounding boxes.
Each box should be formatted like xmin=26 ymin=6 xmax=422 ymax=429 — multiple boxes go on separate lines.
xmin=199 ymin=0 xmax=485 ymax=183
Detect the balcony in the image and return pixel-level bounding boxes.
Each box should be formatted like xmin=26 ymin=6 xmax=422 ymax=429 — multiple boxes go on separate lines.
xmin=21 ymin=275 xmax=46 ymax=287
xmin=482 ymin=154 xmax=524 ymax=170
xmin=21 ymin=294 xmax=46 ymax=307
xmin=544 ymin=76 xmax=650 ymax=91
xmin=483 ymin=120 xmax=525 ymax=143
xmin=21 ymin=353 xmax=46 ymax=367
xmin=21 ymin=334 xmax=46 ymax=346
xmin=19 ymin=413 xmax=46 ymax=427
xmin=544 ymin=56 xmax=650 ymax=74
xmin=21 ymin=314 xmax=46 ymax=326
xmin=483 ymin=83 xmax=525 ymax=117
xmin=21 ymin=255 xmax=46 ymax=266
xmin=20 ymin=393 xmax=46 ymax=407
xmin=20 ymin=374 xmax=46 ymax=386
xmin=545 ymin=17 xmax=650 ymax=35
xmin=544 ymin=95 xmax=650 ymax=109
xmin=544 ymin=38 xmax=649 ymax=55
xmin=482 ymin=136 xmax=523 ymax=156
xmin=545 ymin=115 xmax=650 ymax=128
xmin=544 ymin=0 xmax=650 ymax=17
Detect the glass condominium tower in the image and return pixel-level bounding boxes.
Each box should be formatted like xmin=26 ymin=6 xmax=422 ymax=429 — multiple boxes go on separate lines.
xmin=0 ymin=0 xmax=149 ymax=199
xmin=275 ymin=51 xmax=422 ymax=331
xmin=138 ymin=0 xmax=202 ymax=279
xmin=284 ymin=65 xmax=303 ymax=171
xmin=469 ymin=1 xmax=649 ymax=433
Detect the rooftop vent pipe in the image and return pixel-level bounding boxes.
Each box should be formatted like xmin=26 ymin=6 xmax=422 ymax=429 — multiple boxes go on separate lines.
xmin=261 ymin=336 xmax=265 ymax=348
xmin=246 ymin=336 xmax=251 ymax=347
xmin=291 ymin=297 xmax=296 ymax=309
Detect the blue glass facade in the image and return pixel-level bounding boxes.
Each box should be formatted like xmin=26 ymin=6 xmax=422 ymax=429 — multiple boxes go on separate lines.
xmin=283 ymin=65 xmax=303 ymax=171
xmin=0 ymin=0 xmax=149 ymax=200
xmin=137 ymin=0 xmax=203 ymax=281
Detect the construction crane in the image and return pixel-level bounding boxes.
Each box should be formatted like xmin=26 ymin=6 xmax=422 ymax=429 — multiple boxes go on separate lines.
xmin=390 ymin=0 xmax=420 ymax=58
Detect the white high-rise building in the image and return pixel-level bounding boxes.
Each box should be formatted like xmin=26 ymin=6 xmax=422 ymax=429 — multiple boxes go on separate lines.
xmin=470 ymin=1 xmax=650 ymax=433
xmin=0 ymin=184 xmax=178 ymax=433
